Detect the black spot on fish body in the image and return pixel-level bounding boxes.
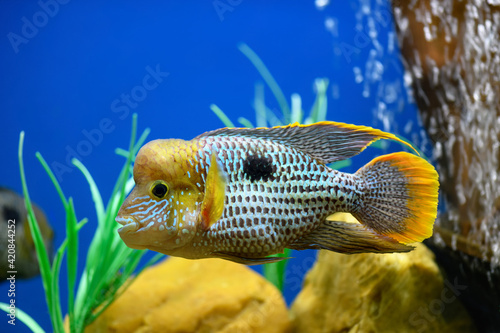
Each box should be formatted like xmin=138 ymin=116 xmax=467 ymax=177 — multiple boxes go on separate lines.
xmin=243 ymin=155 xmax=275 ymax=182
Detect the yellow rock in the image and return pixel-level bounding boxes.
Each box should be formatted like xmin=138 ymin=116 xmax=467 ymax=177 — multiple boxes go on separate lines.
xmin=86 ymin=256 xmax=291 ymax=333
xmin=291 ymin=213 xmax=476 ymax=333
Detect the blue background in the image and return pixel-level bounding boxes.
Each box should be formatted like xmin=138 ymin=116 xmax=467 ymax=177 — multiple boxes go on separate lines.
xmin=1 ymin=1 xmax=421 ymax=331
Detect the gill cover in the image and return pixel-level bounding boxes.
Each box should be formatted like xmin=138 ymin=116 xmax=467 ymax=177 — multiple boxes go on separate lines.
xmin=200 ymin=153 xmax=227 ymax=230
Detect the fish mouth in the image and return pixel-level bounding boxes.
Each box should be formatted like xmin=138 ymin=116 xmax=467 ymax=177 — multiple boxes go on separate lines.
xmin=115 ymin=215 xmax=165 ymax=251
xmin=115 ymin=215 xmax=147 ymax=249
xmin=116 ymin=215 xmax=140 ymax=234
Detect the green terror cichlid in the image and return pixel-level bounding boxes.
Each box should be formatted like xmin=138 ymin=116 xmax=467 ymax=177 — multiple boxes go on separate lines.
xmin=116 ymin=121 xmax=439 ymax=264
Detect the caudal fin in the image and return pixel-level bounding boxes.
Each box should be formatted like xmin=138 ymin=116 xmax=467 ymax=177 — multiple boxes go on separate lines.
xmin=353 ymin=152 xmax=439 ymax=244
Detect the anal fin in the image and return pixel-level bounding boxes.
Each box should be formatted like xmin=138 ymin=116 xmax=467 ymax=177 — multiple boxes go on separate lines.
xmin=290 ymin=219 xmax=414 ymax=254
xmin=214 ymin=251 xmax=291 ymax=265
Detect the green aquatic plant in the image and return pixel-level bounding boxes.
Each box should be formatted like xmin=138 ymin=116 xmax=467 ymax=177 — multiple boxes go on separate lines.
xmin=211 ymin=43 xmax=354 ymax=291
xmin=211 ymin=43 xmax=415 ymax=292
xmin=0 ymin=114 xmax=162 ymax=332
xmin=212 ymin=43 xmax=354 ymax=170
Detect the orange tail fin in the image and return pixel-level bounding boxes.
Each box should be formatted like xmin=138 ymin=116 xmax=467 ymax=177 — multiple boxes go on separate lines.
xmin=353 ymin=152 xmax=439 ymax=244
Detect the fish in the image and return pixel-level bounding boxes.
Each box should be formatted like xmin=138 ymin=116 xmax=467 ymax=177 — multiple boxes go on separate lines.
xmin=116 ymin=121 xmax=439 ymax=265
xmin=0 ymin=187 xmax=54 ymax=279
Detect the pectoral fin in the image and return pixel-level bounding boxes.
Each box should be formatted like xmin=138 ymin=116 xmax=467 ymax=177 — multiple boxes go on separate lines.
xmin=290 ymin=219 xmax=414 ymax=254
xmin=200 ymin=153 xmax=227 ymax=230
xmin=214 ymin=251 xmax=291 ymax=265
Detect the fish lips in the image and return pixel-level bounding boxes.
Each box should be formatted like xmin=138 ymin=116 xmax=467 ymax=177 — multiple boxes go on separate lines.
xmin=116 ymin=215 xmax=182 ymax=252
xmin=115 ymin=215 xmax=147 ymax=250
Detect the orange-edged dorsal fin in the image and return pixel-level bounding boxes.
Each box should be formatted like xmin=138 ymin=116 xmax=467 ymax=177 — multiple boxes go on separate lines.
xmin=195 ymin=121 xmax=417 ymax=164
xmin=200 ymin=153 xmax=227 ymax=230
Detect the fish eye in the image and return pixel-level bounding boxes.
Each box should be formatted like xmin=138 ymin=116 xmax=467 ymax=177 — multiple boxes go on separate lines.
xmin=150 ymin=181 xmax=169 ymax=199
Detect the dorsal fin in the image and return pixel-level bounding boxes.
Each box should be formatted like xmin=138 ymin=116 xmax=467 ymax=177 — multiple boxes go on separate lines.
xmin=196 ymin=121 xmax=417 ymax=164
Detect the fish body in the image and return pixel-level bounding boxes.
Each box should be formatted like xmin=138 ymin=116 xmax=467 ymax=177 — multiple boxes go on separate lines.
xmin=117 ymin=122 xmax=439 ymax=264
xmin=0 ymin=187 xmax=54 ymax=279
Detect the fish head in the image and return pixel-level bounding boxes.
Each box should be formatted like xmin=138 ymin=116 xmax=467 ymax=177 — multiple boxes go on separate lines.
xmin=116 ymin=139 xmax=203 ymax=254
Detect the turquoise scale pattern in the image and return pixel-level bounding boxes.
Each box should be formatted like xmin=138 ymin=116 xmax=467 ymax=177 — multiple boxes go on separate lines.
xmin=191 ymin=136 xmax=363 ymax=258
